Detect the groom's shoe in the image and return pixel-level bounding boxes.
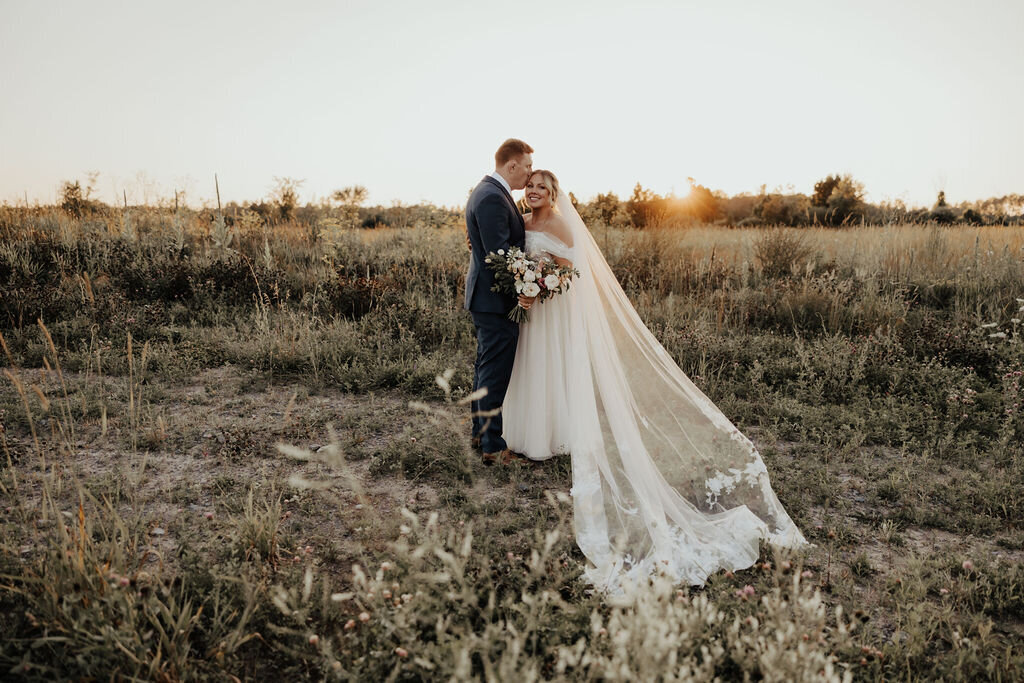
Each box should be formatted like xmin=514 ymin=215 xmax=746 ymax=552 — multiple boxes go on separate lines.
xmin=482 ymin=448 xmax=517 ymax=466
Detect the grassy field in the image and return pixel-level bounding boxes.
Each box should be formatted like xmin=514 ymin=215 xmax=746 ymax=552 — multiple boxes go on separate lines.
xmin=1 ymin=205 xmax=1023 ymax=681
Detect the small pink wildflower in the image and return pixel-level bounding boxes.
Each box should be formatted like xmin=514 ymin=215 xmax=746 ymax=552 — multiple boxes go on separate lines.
xmin=735 ymin=584 xmax=756 ymax=600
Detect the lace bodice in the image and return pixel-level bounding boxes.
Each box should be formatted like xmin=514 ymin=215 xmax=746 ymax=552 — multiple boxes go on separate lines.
xmin=525 ymin=230 xmax=574 ymax=262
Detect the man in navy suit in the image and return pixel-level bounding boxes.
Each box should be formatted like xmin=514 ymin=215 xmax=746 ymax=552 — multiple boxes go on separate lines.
xmin=465 ymin=138 xmax=534 ymax=464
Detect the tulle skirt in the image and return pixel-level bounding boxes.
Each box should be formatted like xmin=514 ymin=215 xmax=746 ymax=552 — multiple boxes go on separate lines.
xmin=502 ymin=288 xmax=575 ymax=460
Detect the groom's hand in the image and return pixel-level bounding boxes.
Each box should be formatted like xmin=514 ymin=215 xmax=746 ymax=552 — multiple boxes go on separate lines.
xmin=518 ymin=294 xmax=537 ymax=309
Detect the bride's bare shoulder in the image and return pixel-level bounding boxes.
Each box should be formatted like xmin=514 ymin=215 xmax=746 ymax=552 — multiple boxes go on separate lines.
xmin=548 ymin=214 xmax=574 ymax=247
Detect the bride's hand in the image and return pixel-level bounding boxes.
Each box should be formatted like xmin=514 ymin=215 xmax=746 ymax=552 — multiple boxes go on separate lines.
xmin=518 ymin=294 xmax=537 ymax=309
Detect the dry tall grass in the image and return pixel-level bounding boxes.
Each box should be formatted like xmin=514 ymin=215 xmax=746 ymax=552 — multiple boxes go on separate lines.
xmin=1 ymin=205 xmax=1023 ymax=680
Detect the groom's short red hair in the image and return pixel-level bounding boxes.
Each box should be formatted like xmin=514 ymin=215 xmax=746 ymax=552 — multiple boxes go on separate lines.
xmin=495 ymin=138 xmax=534 ymax=166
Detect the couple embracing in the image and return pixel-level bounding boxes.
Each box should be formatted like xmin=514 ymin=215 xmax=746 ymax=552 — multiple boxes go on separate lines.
xmin=464 ymin=139 xmax=807 ymax=593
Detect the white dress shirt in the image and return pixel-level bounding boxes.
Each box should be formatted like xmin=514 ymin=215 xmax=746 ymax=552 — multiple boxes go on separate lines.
xmin=489 ymin=170 xmax=513 ymax=196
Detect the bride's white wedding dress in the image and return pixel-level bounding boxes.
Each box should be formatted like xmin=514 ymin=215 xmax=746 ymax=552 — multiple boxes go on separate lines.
xmin=502 ymin=192 xmax=808 ymax=595
xmin=503 ymin=229 xmax=576 ymax=460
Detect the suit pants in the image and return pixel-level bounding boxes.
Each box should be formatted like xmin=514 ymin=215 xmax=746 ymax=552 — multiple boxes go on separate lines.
xmin=470 ymin=311 xmax=519 ymax=454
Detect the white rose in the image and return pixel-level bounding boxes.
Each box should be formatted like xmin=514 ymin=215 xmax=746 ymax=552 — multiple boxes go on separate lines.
xmin=544 ymin=274 xmax=560 ymax=290
xmin=497 ymin=249 xmax=505 ymax=255
xmin=523 ymin=270 xmax=537 ymax=282
xmin=515 ymin=281 xmax=524 ymax=293
xmin=522 ymin=282 xmax=541 ymax=297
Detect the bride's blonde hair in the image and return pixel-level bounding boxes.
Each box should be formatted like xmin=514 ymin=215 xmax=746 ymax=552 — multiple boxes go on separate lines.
xmin=530 ymin=170 xmax=560 ymax=206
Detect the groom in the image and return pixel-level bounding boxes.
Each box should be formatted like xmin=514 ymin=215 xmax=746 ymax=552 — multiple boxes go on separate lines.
xmin=464 ymin=138 xmax=533 ymax=464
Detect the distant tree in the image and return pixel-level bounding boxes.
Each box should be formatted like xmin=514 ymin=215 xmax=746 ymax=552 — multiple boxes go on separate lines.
xmin=332 ymin=185 xmax=368 ymax=207
xmin=361 ymin=212 xmax=389 ymax=228
xmin=718 ymin=194 xmax=760 ymax=225
xmin=682 ymin=180 xmax=720 ymax=223
xmin=755 ymin=195 xmax=791 ymax=225
xmin=589 ymin=192 xmax=621 ymax=226
xmin=826 ymin=175 xmax=866 ymax=225
xmin=930 ymin=191 xmax=956 ymax=224
xmin=270 ymin=176 xmax=304 ymax=221
xmin=812 ymin=175 xmax=841 ymax=207
xmin=60 ymin=181 xmax=86 ymax=217
xmin=59 ymin=173 xmax=106 ymax=216
xmin=875 ymin=198 xmax=910 ymax=225
xmin=961 ymin=208 xmax=983 ymax=225
xmin=333 ymin=185 xmax=369 ymax=228
xmin=247 ymin=201 xmax=275 ymax=222
xmin=627 ymin=183 xmax=663 ymax=227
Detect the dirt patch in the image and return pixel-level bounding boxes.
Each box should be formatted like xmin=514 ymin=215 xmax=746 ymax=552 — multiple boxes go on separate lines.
xmin=2 ymin=364 xmax=1017 ymax=594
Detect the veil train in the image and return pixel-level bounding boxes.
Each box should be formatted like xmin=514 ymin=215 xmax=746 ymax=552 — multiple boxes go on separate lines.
xmin=555 ymin=190 xmax=808 ymax=594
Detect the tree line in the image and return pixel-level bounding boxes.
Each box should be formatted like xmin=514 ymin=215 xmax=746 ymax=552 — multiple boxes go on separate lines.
xmin=573 ymin=176 xmax=1024 ymax=228
xmin=48 ymin=173 xmax=1024 ymax=229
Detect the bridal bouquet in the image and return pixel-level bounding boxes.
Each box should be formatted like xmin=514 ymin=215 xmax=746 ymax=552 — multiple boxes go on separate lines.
xmin=485 ymin=246 xmax=579 ymax=323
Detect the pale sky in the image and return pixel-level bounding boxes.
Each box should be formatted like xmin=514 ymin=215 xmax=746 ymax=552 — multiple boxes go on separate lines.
xmin=2 ymin=0 xmax=1022 ymax=209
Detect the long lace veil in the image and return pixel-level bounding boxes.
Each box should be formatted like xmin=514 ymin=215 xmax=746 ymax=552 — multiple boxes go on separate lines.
xmin=555 ymin=190 xmax=808 ymax=593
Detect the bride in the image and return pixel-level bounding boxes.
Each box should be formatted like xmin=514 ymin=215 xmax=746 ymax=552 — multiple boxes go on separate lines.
xmin=502 ymin=170 xmax=808 ymax=593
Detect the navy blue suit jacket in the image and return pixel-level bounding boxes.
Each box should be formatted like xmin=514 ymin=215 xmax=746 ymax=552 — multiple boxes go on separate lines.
xmin=464 ymin=176 xmax=526 ymax=313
